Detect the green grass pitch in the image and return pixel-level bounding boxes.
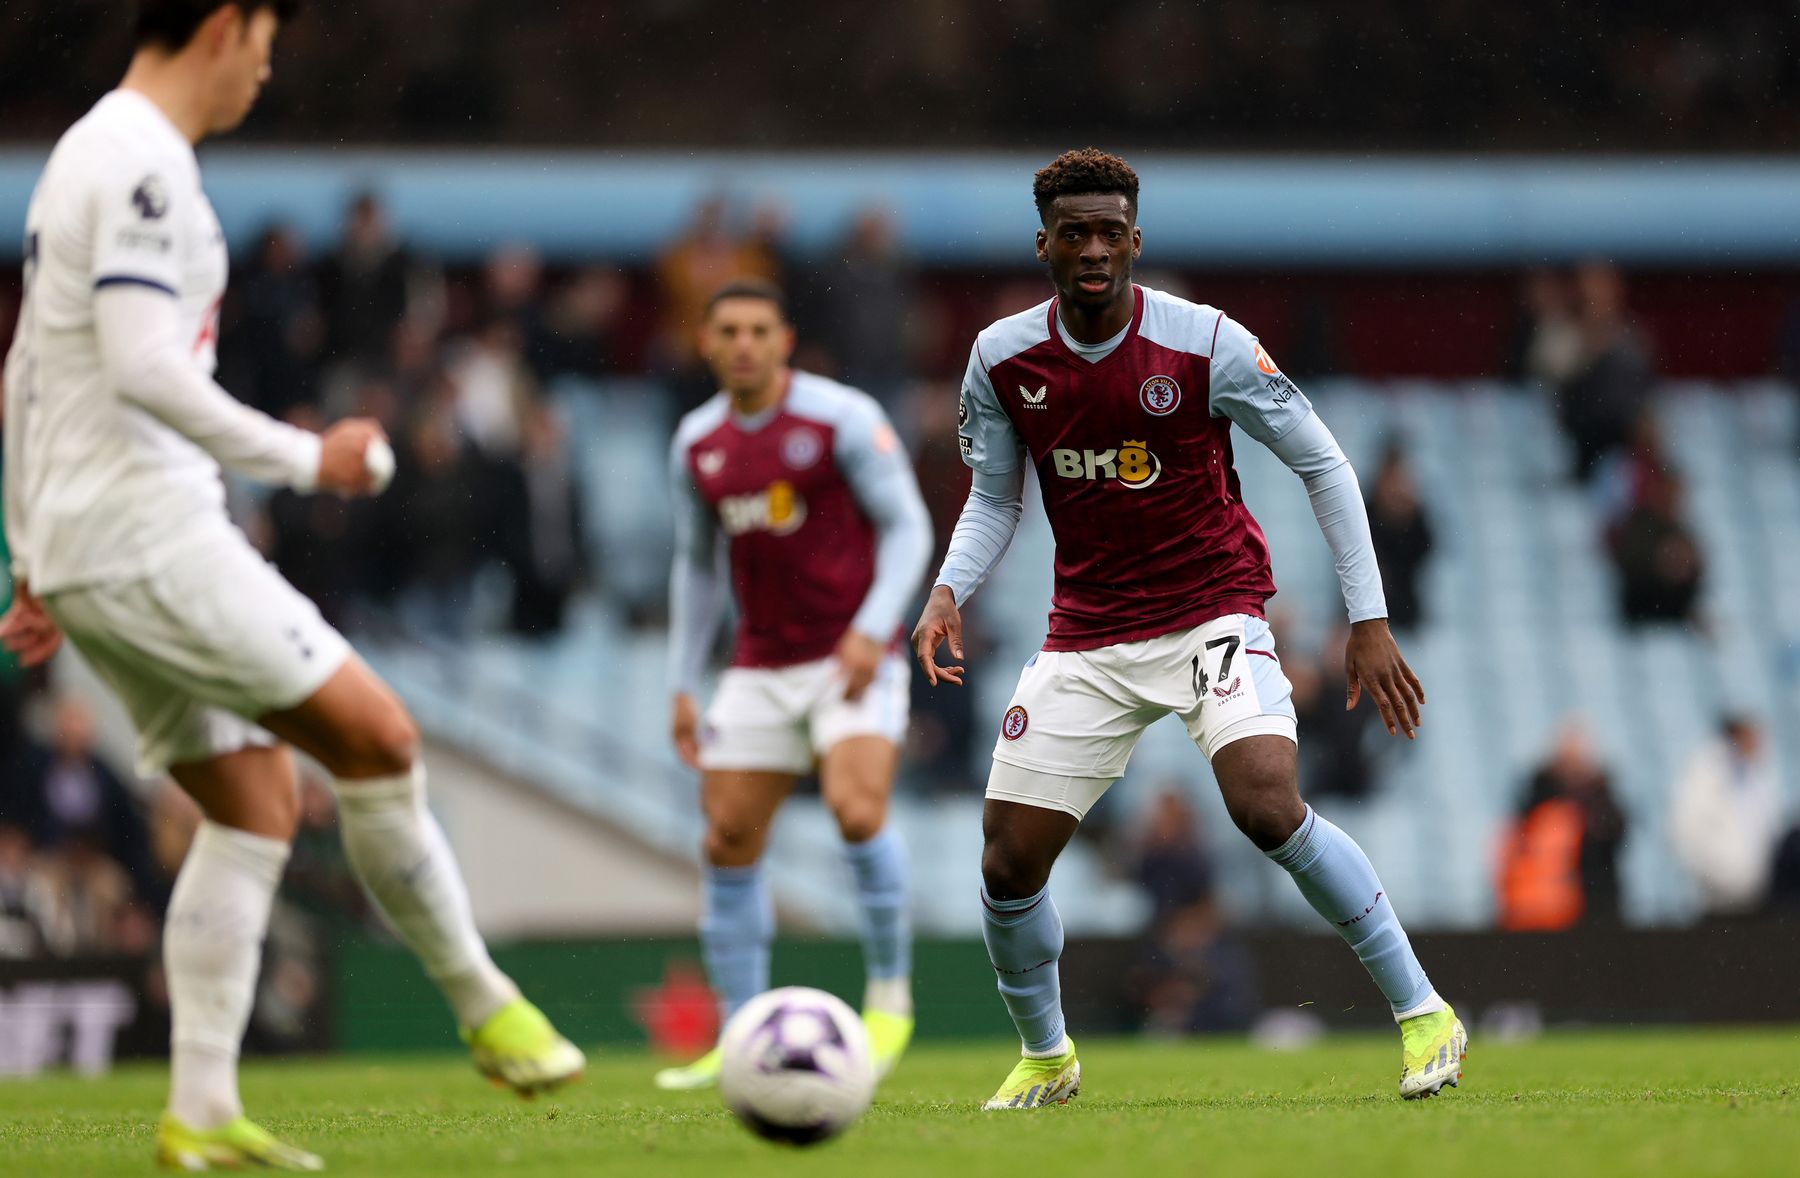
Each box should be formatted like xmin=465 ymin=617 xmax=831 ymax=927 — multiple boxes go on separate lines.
xmin=4 ymin=1029 xmax=1795 ymax=1176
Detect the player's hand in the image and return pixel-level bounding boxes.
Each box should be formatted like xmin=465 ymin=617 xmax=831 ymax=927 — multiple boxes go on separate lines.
xmin=671 ymin=693 xmax=702 ymax=769
xmin=316 ymin=418 xmax=387 ymax=497
xmin=1345 ymin=618 xmax=1424 ymax=740
xmin=911 ymin=585 xmax=966 ymax=687
xmin=0 ymin=580 xmax=63 ymax=668
xmin=836 ymin=630 xmax=886 ymax=702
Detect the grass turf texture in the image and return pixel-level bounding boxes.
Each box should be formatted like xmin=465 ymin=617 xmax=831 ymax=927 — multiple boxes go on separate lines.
xmin=3 ymin=1030 xmax=1795 ymax=1177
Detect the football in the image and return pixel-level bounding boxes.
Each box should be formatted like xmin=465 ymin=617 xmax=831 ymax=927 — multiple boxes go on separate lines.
xmin=717 ymin=987 xmax=876 ymax=1145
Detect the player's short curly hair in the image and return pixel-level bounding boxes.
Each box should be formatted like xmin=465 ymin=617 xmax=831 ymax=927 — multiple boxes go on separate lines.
xmin=1033 ymin=148 xmax=1140 ymax=224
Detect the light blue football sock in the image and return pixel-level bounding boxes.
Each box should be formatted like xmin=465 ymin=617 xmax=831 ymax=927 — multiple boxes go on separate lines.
xmin=845 ymin=826 xmax=911 ymax=983
xmin=980 ymin=884 xmax=1067 ymax=1055
xmin=1266 ymin=806 xmax=1436 ymax=1017
xmin=700 ymin=863 xmax=774 ymax=1022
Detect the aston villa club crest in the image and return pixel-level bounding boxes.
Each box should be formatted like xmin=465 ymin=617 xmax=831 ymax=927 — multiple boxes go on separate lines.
xmin=696 ymin=449 xmax=726 ymax=477
xmin=1001 ymin=705 xmax=1029 ymax=741
xmin=1139 ymin=374 xmax=1181 ymax=416
xmin=781 ymin=428 xmax=823 ymax=470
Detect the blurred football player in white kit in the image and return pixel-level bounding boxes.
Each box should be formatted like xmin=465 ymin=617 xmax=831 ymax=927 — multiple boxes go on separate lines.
xmin=1 ymin=2 xmax=581 ymax=1168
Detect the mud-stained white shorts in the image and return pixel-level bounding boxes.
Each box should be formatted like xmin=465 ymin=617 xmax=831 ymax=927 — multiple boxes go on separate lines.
xmin=43 ymin=536 xmax=351 ymax=779
xmin=700 ymin=651 xmax=910 ymax=775
xmin=986 ymin=613 xmax=1297 ymax=819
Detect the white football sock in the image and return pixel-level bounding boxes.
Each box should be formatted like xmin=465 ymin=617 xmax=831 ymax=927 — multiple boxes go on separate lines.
xmin=165 ymin=820 xmax=289 ymax=1130
xmin=331 ymin=764 xmax=518 ymax=1030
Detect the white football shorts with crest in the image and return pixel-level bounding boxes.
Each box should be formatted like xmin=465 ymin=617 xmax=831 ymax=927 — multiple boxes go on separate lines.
xmin=41 ymin=534 xmax=352 ymax=780
xmin=986 ymin=613 xmax=1297 ymax=819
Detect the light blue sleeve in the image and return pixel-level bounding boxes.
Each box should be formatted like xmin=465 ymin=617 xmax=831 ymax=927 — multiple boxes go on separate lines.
xmin=1207 ymin=313 xmax=1314 ymax=446
xmin=667 ymin=431 xmax=729 ymax=695
xmin=1265 ymin=411 xmax=1389 ymax=623
xmin=957 ymin=342 xmax=1026 ymax=476
xmin=935 ymin=467 xmax=1025 ymax=606
xmin=835 ymin=396 xmax=934 ymax=641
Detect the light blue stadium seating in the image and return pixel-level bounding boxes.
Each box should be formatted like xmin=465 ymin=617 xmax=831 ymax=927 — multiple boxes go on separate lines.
xmin=369 ymin=381 xmax=1800 ymax=936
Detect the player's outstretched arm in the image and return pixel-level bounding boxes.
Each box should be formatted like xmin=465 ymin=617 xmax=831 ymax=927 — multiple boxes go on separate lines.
xmin=94 ymin=285 xmax=326 ymax=491
xmin=911 ymin=585 xmax=965 ymax=687
xmin=916 ymin=467 xmax=1026 ymax=688
xmin=1207 ymin=314 xmax=1425 ymax=738
xmin=1345 ymin=618 xmax=1425 ymax=740
xmin=838 ymin=397 xmax=934 ymax=702
xmin=666 ymin=429 xmax=727 ymax=764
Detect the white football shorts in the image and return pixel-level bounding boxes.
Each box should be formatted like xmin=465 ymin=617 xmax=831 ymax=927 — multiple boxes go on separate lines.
xmin=986 ymin=613 xmax=1297 ymax=819
xmin=43 ymin=535 xmax=352 ymax=779
xmin=700 ymin=650 xmax=910 ymax=774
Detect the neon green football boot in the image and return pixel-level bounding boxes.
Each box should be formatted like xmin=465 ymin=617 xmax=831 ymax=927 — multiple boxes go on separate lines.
xmin=1399 ymin=1004 xmax=1468 ymax=1099
xmin=863 ymin=1008 xmax=915 ymax=1080
xmin=462 ymin=997 xmax=586 ymax=1098
xmin=155 ymin=1112 xmax=324 ymax=1172
xmin=981 ymin=1037 xmax=1081 ymax=1110
xmin=653 ymin=1045 xmax=723 ymax=1091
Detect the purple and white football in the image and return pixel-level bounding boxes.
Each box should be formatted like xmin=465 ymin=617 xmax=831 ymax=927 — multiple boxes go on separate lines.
xmin=718 ymin=986 xmax=875 ymax=1145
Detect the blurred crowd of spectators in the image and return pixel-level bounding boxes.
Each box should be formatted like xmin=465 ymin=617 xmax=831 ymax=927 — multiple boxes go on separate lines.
xmin=0 ymin=691 xmax=365 ymax=966
xmin=1498 ymin=714 xmax=1800 ymax=930
xmin=1518 ymin=261 xmax=1705 ymax=627
xmin=7 ymin=1 xmax=1798 ymax=151
xmin=0 ymin=696 xmax=159 ymax=960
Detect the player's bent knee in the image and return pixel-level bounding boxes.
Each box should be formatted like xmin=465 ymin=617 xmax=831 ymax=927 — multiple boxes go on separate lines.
xmin=1221 ymin=778 xmax=1305 ymax=851
xmin=980 ymin=841 xmax=1051 ymax=902
xmin=829 ymin=798 xmax=886 ymax=844
xmin=704 ymin=820 xmax=767 ymax=867
xmin=340 ymin=707 xmax=419 ymax=779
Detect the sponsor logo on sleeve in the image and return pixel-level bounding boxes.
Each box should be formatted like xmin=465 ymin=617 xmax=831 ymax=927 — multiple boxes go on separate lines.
xmin=130 ymin=174 xmax=169 ymax=220
xmin=1253 ymin=342 xmax=1279 ymax=375
xmin=872 ymin=423 xmax=899 ymax=454
xmin=1139 ymin=374 xmax=1181 ymax=416
xmin=1266 ymin=373 xmax=1300 ymax=406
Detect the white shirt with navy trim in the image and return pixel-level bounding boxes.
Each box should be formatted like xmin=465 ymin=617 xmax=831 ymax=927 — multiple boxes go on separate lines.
xmin=4 ymin=90 xmax=252 ymax=593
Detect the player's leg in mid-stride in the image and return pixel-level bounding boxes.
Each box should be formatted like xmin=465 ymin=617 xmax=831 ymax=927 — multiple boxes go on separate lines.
xmin=654 ymin=765 xmax=793 ymax=1090
xmin=153 ymin=746 xmax=324 ymax=1171
xmin=261 ymin=658 xmax=585 ymax=1100
xmin=818 ymin=732 xmax=914 ymax=1077
xmin=657 ymin=653 xmax=916 ymax=1089
xmin=976 ymin=796 xmax=1084 ymax=1110
xmin=1209 ymin=734 xmax=1466 ymax=1099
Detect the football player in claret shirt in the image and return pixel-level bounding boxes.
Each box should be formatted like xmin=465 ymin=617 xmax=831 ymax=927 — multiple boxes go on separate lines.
xmin=912 ymin=149 xmax=1466 ymax=1109
xmin=662 ymin=280 xmax=932 ymax=1090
